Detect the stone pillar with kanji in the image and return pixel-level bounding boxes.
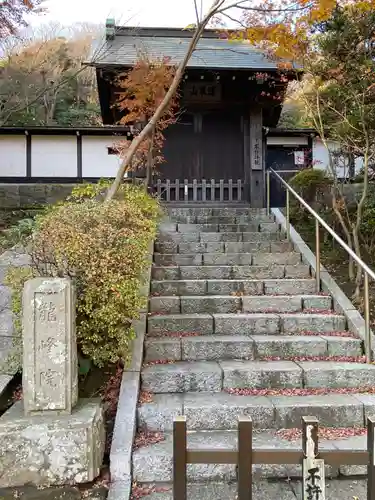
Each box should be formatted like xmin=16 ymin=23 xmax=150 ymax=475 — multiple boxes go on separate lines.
xmin=22 ymin=278 xmax=78 ymax=415
xmin=0 ymin=278 xmax=105 ymax=488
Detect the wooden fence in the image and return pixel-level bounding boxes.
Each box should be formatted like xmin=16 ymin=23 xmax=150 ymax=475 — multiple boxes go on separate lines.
xmin=153 ymin=179 xmax=245 ymax=202
xmin=173 ymin=415 xmax=375 ymax=500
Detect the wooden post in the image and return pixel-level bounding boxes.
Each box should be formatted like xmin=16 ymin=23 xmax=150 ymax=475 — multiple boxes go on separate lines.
xmin=184 ymin=179 xmax=188 ymax=202
xmin=211 ymin=179 xmax=215 ymax=202
xmin=173 ymin=416 xmax=187 ymax=500
xmin=368 ymin=416 xmax=375 ymax=500
xmin=302 ymin=416 xmax=325 ymax=500
xmin=166 ymin=179 xmax=171 ymax=202
xmin=219 ymin=179 xmax=224 ymax=202
xmin=175 ymin=179 xmax=180 ymax=202
xmin=202 ymin=179 xmax=206 ymax=202
xmin=238 ymin=416 xmax=253 ymax=500
xmin=229 ymin=179 xmax=233 ymax=202
xmin=237 ymin=180 xmax=242 ymax=201
xmin=193 ymin=179 xmax=198 ymax=202
xmin=157 ymin=179 xmax=161 ymax=198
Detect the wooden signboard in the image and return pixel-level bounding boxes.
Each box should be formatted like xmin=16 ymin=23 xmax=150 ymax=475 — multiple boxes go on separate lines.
xmin=249 ymin=110 xmax=263 ymax=171
xmin=183 ymin=82 xmax=222 ymax=102
xmin=303 ymin=458 xmax=325 ymax=500
xmin=302 ymin=417 xmax=326 ymax=500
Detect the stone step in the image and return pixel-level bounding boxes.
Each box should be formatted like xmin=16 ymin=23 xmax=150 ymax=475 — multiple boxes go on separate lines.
xmin=156 ymin=231 xmax=284 ymax=245
xmin=166 ymin=214 xmax=275 ymax=224
xmin=132 ymin=429 xmax=342 ymax=483
xmin=147 ymin=313 xmax=346 ymax=337
xmin=153 ymin=252 xmax=300 ymax=267
xmin=144 ymin=334 xmax=362 ymax=362
xmin=159 ymin=223 xmax=279 ymax=233
xmin=151 ymin=264 xmax=311 ymax=281
xmin=149 ymin=295 xmax=332 ymax=314
xmin=167 ymin=207 xmax=267 ymax=217
xmin=129 ymin=479 xmax=368 ymax=500
xmin=137 ymin=391 xmax=370 ymax=431
xmin=141 ymin=361 xmax=223 ymax=393
xmin=128 ymin=482 xmax=266 ymax=500
xmin=141 ymin=358 xmax=373 ymax=393
xmin=222 ymin=360 xmax=375 ymax=390
xmin=170 ymin=241 xmax=294 ymax=255
xmin=151 ymin=279 xmax=318 ymax=297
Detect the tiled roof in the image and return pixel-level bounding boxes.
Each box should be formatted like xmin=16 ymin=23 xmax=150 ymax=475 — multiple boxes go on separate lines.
xmin=91 ymin=27 xmax=284 ymax=70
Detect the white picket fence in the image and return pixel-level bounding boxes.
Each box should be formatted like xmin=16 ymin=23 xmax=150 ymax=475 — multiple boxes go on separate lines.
xmin=154 ymin=179 xmax=244 ymax=202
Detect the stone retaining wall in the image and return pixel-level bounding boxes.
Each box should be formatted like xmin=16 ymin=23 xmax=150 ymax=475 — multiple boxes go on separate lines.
xmin=0 ymin=184 xmax=76 ymax=208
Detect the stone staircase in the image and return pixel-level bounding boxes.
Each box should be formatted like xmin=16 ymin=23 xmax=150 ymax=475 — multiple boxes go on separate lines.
xmin=133 ymin=205 xmax=375 ymax=498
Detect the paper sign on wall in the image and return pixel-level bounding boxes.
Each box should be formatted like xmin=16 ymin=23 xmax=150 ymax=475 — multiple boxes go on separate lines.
xmin=294 ymin=151 xmax=305 ymax=165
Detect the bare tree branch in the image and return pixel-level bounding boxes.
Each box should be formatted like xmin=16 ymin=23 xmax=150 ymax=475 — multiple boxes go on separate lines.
xmin=193 ymin=0 xmax=200 ymax=25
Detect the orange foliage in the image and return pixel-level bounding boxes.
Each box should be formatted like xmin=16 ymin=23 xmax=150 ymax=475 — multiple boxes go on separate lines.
xmin=237 ymin=0 xmax=374 ymax=62
xmin=0 ymin=0 xmax=44 ymax=38
xmin=115 ymin=54 xmax=179 ymax=172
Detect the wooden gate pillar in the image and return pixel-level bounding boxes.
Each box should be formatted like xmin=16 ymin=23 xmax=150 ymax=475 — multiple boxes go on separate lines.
xmin=249 ymin=107 xmax=265 ymax=208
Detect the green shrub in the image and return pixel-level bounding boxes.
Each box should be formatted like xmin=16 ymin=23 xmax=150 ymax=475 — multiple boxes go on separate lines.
xmin=290 ymin=168 xmax=331 ymax=202
xmin=7 ymin=183 xmax=161 ymax=368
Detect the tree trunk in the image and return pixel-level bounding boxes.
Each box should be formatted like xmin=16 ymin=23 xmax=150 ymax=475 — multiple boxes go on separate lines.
xmin=146 ymin=126 xmax=156 ymax=189
xmin=352 ymin=145 xmax=370 ymax=298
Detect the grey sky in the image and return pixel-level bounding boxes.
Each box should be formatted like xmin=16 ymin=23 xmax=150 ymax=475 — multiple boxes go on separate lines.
xmin=31 ymin=0 xmax=211 ymax=27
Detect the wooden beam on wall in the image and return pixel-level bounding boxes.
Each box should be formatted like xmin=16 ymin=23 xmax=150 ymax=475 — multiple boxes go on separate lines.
xmin=77 ymin=132 xmax=82 ymax=178
xmin=26 ymin=132 xmax=31 ymax=178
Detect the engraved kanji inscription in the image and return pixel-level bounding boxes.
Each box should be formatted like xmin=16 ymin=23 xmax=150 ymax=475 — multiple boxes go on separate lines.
xmin=40 ymin=369 xmax=59 ymax=389
xmin=39 ymin=337 xmax=59 ymax=354
xmin=23 ymin=279 xmax=78 ymax=415
xmin=38 ymin=300 xmax=57 ymax=322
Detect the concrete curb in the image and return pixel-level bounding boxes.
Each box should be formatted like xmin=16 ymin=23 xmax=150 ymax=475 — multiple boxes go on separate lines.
xmin=272 ymin=208 xmax=374 ymax=348
xmin=108 ymin=241 xmax=154 ymax=500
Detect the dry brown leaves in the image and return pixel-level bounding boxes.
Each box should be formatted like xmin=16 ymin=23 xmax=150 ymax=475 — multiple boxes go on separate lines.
xmin=277 ymin=427 xmax=367 ymax=442
xmin=101 ymin=364 xmax=123 ymax=418
xmin=12 ymin=385 xmax=23 ymax=402
xmin=133 ymin=430 xmax=165 ymax=450
xmin=225 ymin=386 xmax=375 ymax=397
xmin=154 ymin=331 xmax=200 ymax=338
xmin=142 ymin=359 xmax=176 ymax=369
xmin=138 ymin=391 xmax=154 ymax=405
xmin=260 ymin=355 xmax=365 ymax=363
xmin=302 ymin=308 xmax=334 ymax=315
xmin=131 ymin=482 xmax=171 ymax=499
xmin=296 ymin=330 xmax=358 ymax=338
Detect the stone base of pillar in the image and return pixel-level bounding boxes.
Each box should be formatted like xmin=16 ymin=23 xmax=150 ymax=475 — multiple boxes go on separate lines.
xmin=0 ymin=399 xmax=105 ymax=487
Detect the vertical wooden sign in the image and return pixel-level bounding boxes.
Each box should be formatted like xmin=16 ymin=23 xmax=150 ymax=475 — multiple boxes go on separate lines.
xmin=302 ymin=417 xmax=326 ymax=500
xmin=249 ymin=109 xmax=263 ymax=171
xmin=249 ymin=108 xmax=264 ymax=207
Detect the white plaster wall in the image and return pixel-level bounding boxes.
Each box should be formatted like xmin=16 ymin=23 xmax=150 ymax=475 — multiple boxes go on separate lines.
xmin=0 ymin=136 xmax=27 ymax=176
xmin=82 ymin=136 xmax=123 ymax=178
xmin=31 ymin=136 xmax=77 ymax=177
xmin=313 ymin=138 xmax=362 ymax=178
xmin=267 ymin=136 xmax=308 ymax=147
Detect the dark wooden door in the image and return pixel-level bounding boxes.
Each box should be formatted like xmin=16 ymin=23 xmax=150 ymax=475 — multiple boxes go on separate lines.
xmin=200 ymin=109 xmax=243 ymax=181
xmin=267 ymin=147 xmax=302 ymax=207
xmin=160 ymin=109 xmax=244 ymax=182
xmin=161 ymin=112 xmax=198 ymax=180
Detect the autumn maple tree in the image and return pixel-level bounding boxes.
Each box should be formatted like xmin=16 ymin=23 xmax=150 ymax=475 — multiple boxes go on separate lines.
xmin=291 ymin=2 xmax=375 ymax=296
xmin=105 ymin=0 xmax=347 ymax=200
xmin=0 ymin=0 xmax=44 ymax=38
xmin=115 ymin=54 xmax=179 ymax=185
